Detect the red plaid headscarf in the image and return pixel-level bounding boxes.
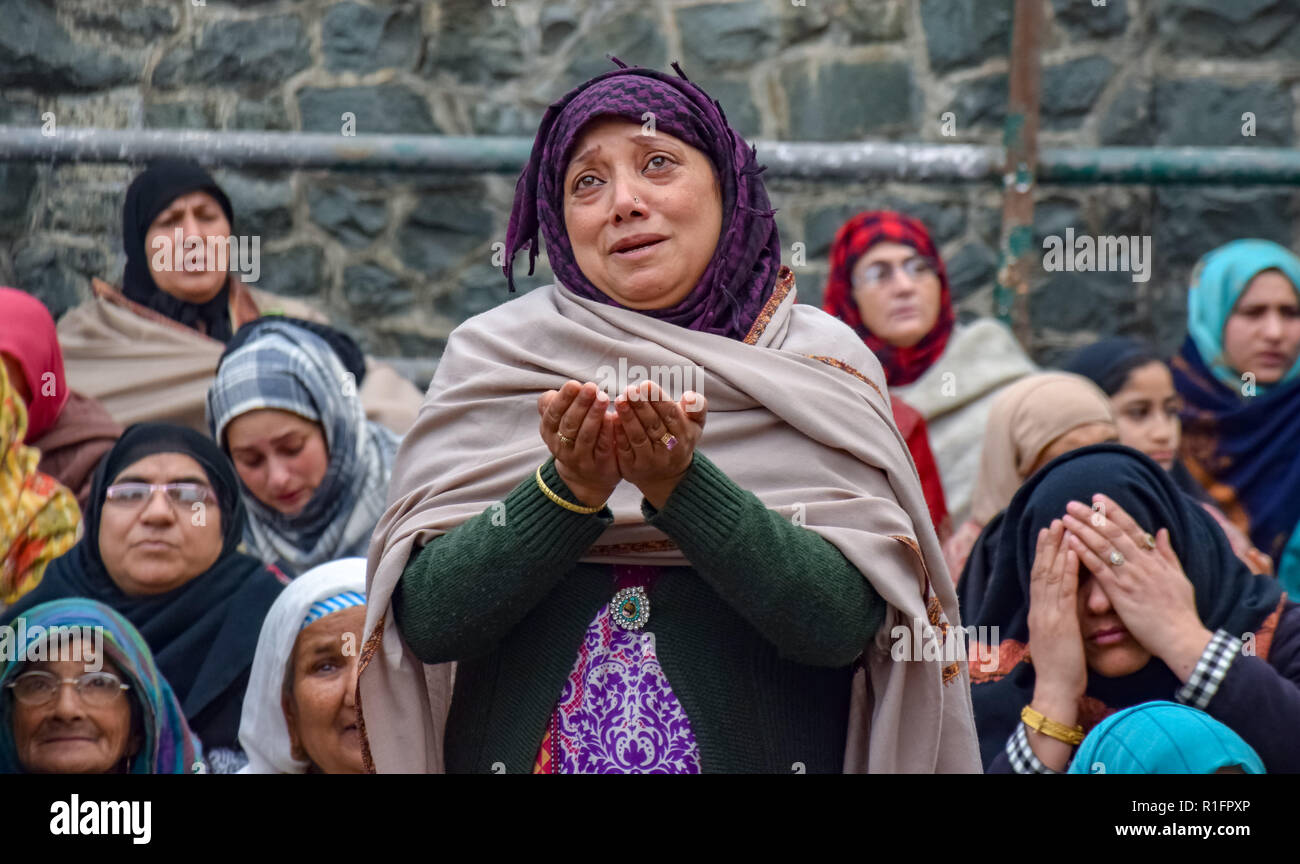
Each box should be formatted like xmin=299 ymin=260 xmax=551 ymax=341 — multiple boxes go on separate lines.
xmin=822 ymin=211 xmax=955 ymax=387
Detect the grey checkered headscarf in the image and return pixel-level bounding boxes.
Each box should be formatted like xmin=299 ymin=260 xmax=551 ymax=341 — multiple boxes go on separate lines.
xmin=206 ymin=320 xmax=399 ymax=572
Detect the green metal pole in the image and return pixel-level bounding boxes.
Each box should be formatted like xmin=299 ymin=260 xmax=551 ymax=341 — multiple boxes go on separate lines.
xmin=995 ymin=0 xmax=1043 ymax=342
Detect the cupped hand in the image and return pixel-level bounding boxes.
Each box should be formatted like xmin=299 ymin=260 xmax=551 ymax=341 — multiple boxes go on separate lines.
xmin=537 ymin=381 xmax=620 ymax=509
xmin=612 ymin=381 xmax=708 ymax=510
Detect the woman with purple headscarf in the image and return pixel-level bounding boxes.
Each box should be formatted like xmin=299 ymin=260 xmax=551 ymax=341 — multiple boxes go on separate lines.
xmin=358 ymin=62 xmax=981 ymax=774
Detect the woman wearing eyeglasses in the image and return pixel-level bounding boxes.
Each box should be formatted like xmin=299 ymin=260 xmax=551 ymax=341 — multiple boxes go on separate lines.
xmin=823 ymin=211 xmax=1037 ymax=530
xmin=1 ymin=598 xmax=204 ymax=774
xmin=4 ymin=424 xmax=287 ymax=772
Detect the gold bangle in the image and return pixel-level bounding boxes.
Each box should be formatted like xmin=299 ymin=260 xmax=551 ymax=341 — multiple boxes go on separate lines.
xmin=535 ymin=465 xmax=606 ymax=515
xmin=1020 ymin=704 xmax=1085 ymax=747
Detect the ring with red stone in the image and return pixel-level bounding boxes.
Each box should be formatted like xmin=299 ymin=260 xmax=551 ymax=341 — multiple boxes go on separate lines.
xmin=659 ymin=432 xmax=677 ymax=450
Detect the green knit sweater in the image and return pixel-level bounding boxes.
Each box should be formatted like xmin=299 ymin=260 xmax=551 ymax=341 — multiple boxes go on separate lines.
xmin=392 ymin=452 xmax=886 ymax=773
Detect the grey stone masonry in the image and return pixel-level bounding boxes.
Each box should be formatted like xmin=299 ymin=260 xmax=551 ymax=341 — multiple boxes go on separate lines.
xmin=1 ymin=0 xmax=1297 ymax=366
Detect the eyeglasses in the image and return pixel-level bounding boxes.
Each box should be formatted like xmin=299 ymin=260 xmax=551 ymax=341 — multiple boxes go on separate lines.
xmin=104 ymin=482 xmax=213 ymax=509
xmin=6 ymin=671 xmax=131 ymax=707
xmin=853 ymin=255 xmax=938 ymax=290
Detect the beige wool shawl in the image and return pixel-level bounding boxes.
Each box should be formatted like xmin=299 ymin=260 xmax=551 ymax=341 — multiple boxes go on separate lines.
xmin=56 ymin=280 xmax=423 ymax=436
xmin=359 ymin=271 xmax=982 ymax=774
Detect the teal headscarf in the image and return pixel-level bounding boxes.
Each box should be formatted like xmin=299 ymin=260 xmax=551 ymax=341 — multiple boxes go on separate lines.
xmin=1 ymin=599 xmax=204 ymax=774
xmin=1068 ymin=701 xmax=1265 ymax=774
xmin=1187 ymin=238 xmax=1300 ymax=394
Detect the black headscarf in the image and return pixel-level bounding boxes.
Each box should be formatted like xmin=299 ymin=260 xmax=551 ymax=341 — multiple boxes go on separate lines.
xmin=6 ymin=423 xmax=285 ymax=752
xmin=1062 ymin=337 xmax=1212 ymax=503
xmin=121 ymin=160 xmax=238 ymax=343
xmin=961 ymin=443 xmax=1283 ymax=768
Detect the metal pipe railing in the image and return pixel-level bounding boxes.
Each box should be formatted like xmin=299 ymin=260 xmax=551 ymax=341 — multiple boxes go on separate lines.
xmin=5 ymin=126 xmax=1300 ymax=184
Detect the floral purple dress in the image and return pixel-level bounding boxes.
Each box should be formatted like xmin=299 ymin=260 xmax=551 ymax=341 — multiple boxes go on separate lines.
xmin=533 ymin=565 xmax=701 ymax=773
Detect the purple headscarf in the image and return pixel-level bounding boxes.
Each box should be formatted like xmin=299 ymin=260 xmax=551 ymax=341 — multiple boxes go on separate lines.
xmin=504 ymin=60 xmax=781 ymax=341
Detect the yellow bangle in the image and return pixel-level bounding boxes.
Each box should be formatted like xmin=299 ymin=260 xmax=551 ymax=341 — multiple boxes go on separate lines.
xmin=1020 ymin=704 xmax=1085 ymax=747
xmin=535 ymin=465 xmax=606 ymax=515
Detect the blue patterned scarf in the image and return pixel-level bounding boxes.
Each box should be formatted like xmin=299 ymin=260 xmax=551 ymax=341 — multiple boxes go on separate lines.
xmin=206 ymin=320 xmax=399 ymax=572
xmin=1 ymin=598 xmax=204 ymax=774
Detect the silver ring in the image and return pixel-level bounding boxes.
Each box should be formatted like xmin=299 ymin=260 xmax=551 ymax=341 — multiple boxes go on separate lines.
xmin=1108 ymin=549 xmax=1125 ymax=567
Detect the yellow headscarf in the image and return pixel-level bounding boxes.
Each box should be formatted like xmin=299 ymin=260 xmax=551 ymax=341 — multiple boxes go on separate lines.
xmin=0 ymin=363 xmax=81 ymax=605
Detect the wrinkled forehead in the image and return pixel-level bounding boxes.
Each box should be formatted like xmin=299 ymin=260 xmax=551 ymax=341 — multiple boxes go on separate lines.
xmin=564 ymin=116 xmax=701 ymax=173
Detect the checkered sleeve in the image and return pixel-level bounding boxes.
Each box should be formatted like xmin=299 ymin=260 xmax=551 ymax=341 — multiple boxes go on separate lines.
xmin=1007 ymin=724 xmax=1062 ymax=774
xmin=1176 ymin=629 xmax=1242 ymax=710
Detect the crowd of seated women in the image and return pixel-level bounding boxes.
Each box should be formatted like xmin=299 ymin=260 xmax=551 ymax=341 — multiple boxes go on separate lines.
xmin=1 ymin=62 xmax=1297 ymax=775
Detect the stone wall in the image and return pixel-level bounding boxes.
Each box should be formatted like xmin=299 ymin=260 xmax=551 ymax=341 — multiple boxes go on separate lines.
xmin=2 ymin=0 xmax=1298 ymax=365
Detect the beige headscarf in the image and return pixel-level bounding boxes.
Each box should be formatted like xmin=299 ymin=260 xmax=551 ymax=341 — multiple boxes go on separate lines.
xmin=358 ymin=271 xmax=982 ymax=774
xmin=968 ymin=372 xmax=1116 ymax=525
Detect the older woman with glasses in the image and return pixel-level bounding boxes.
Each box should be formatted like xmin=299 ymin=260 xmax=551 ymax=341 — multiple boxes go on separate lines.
xmin=823 ymin=211 xmax=1037 ymax=528
xmin=2 ymin=598 xmax=203 ymax=774
xmin=359 ymin=62 xmax=980 ymax=774
xmin=5 ymin=424 xmax=287 ymax=771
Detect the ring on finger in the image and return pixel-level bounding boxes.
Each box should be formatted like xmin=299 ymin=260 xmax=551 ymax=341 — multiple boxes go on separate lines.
xmin=1142 ymin=532 xmax=1156 ymax=550
xmin=658 ymin=432 xmax=678 ymax=450
xmin=1108 ymin=549 xmax=1125 ymax=567
xmin=557 ymin=433 xmax=575 ymax=446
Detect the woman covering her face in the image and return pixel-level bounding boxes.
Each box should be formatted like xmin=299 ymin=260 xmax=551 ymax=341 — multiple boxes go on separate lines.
xmin=1 ymin=599 xmax=203 ymax=774
xmin=1065 ymin=336 xmax=1273 ymax=577
xmin=963 ymin=444 xmax=1299 ymax=773
xmin=822 ymin=211 xmax=1037 ymax=526
xmin=239 ymin=558 xmax=366 ymax=774
xmin=4 ymin=423 xmax=287 ymax=771
xmin=359 ymin=62 xmax=980 ymax=774
xmin=0 ymin=362 xmax=80 ymax=611
xmin=207 ymin=319 xmax=400 ymax=575
xmin=1170 ymin=239 xmax=1300 ymax=594
xmin=948 ymin=372 xmax=1117 ymax=586
xmin=0 ymin=287 xmax=121 ymax=507
xmin=55 ymin=161 xmax=422 ymax=435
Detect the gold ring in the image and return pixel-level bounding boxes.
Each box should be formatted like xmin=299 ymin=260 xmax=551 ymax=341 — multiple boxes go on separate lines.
xmin=659 ymin=432 xmax=678 ymax=450
xmin=1143 ymin=533 xmax=1157 ymax=550
xmin=557 ymin=433 xmax=574 ymax=446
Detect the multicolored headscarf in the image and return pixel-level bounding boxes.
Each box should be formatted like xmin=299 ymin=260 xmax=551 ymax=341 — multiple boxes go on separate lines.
xmin=822 ymin=211 xmax=955 ymax=387
xmin=0 ymin=362 xmax=80 ymax=605
xmin=1171 ymin=239 xmax=1300 ymax=592
xmin=0 ymin=287 xmax=70 ymax=442
xmin=0 ymin=599 xmax=204 ymax=774
xmin=207 ymin=319 xmax=400 ymax=573
xmin=504 ymin=60 xmax=781 ymax=341
xmin=1067 ymin=701 xmax=1265 ymax=774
